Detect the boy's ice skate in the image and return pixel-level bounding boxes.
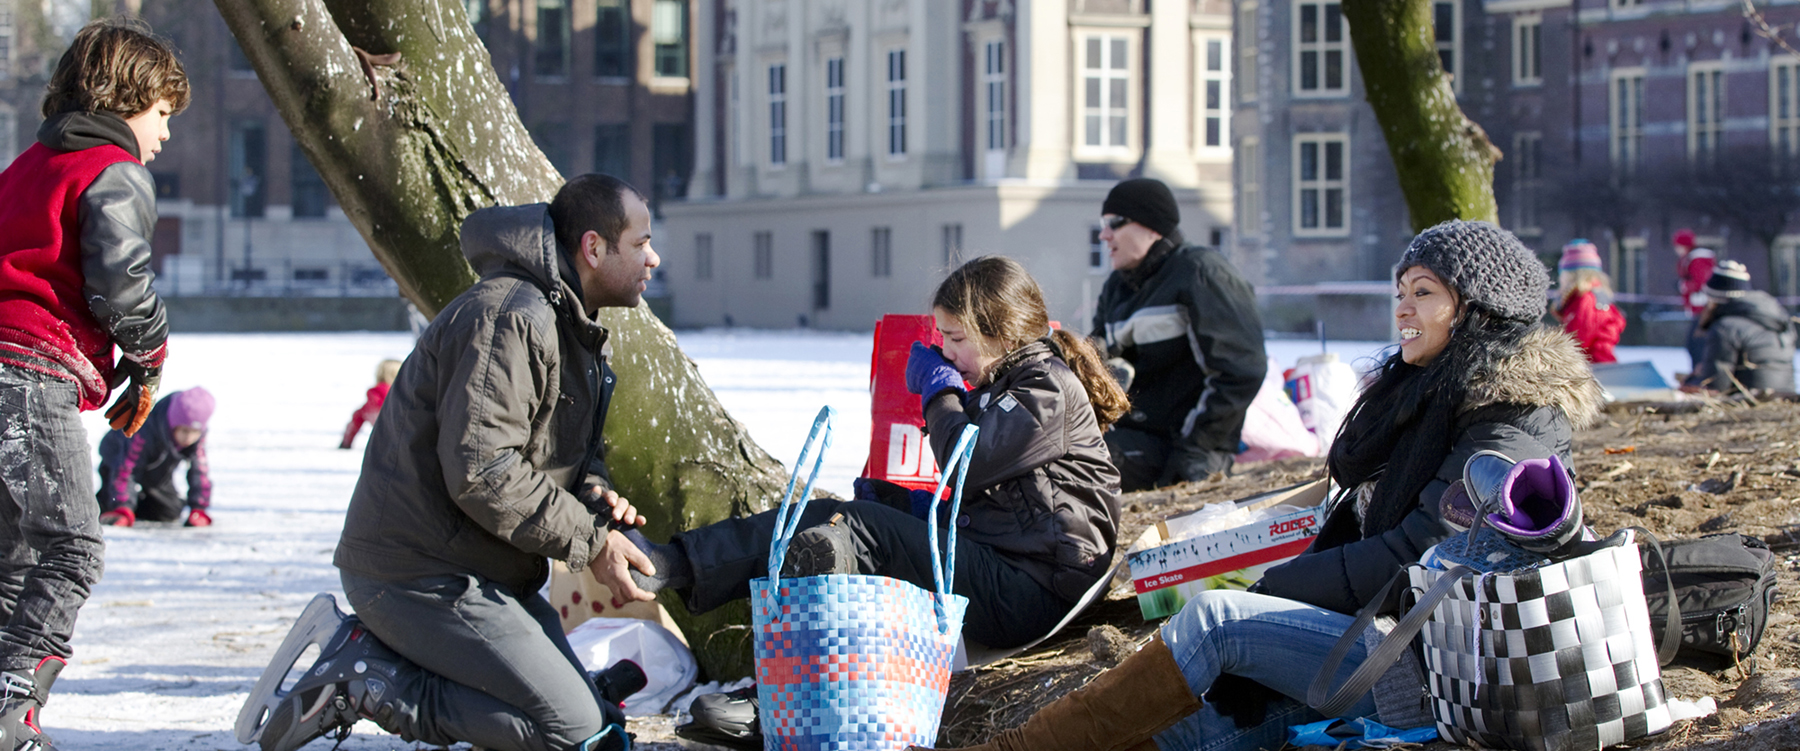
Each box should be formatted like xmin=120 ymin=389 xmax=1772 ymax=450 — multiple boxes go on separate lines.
xmin=0 ymin=656 xmax=64 ymax=751
xmin=236 ymin=593 xmax=405 ymax=751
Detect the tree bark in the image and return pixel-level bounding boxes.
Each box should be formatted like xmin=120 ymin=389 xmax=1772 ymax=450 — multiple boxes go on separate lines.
xmin=211 ymin=0 xmax=789 ymax=679
xmin=1343 ymin=0 xmax=1500 ymax=232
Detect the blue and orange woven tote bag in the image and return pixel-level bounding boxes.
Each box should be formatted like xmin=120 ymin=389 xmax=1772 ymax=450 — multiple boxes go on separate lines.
xmin=751 ymin=408 xmax=977 ymax=751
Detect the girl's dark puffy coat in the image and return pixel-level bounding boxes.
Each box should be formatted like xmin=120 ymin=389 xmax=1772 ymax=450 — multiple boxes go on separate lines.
xmin=1257 ymin=327 xmax=1605 ymax=615
xmin=922 ymin=340 xmax=1123 ymax=603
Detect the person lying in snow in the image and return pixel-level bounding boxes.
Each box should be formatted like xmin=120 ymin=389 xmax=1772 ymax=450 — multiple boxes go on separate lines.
xmin=97 ymin=386 xmax=215 ymax=527
xmin=911 ymin=220 xmax=1604 ymax=751
xmin=595 ymin=255 xmax=1128 ymax=650
xmin=338 ymin=358 xmax=400 ymax=449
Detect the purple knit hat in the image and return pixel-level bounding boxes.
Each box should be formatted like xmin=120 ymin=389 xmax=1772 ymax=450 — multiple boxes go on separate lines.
xmin=168 ymin=387 xmax=215 ymax=430
xmin=1558 ymin=240 xmax=1603 ymax=273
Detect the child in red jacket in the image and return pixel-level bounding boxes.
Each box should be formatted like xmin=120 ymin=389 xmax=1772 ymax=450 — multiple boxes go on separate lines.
xmin=340 ymin=359 xmax=402 ymax=449
xmin=0 ymin=19 xmax=188 ymax=746
xmin=1556 ymin=239 xmax=1627 ymax=363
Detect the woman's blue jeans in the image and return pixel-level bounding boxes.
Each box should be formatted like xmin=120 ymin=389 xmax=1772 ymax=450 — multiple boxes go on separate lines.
xmin=1152 ymin=589 xmax=1380 ymax=751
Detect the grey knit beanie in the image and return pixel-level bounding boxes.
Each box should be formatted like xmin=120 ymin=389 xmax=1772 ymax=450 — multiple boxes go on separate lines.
xmin=1395 ymin=220 xmax=1549 ymax=323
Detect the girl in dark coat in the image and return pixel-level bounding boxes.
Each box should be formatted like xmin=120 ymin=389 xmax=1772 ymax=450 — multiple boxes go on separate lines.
xmin=918 ymin=221 xmax=1604 ymax=751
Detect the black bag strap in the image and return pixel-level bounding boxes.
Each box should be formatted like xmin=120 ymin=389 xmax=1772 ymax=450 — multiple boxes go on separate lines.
xmin=1632 ymin=527 xmax=1682 ymax=666
xmin=1308 ymin=563 xmax=1475 ymax=719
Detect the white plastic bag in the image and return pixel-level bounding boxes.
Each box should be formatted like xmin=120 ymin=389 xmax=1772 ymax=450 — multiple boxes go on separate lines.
xmin=1285 ymin=353 xmax=1359 ymax=455
xmin=565 ymin=617 xmax=698 ymax=716
xmin=1236 ymin=357 xmax=1321 ymax=463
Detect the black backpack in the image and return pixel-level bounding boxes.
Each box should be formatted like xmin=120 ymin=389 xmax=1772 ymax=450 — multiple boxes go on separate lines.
xmin=1642 ymin=533 xmax=1780 ymax=661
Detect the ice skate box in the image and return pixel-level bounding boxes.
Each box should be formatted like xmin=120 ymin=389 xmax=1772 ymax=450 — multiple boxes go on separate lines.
xmin=862 ymin=314 xmax=946 ymax=493
xmin=1127 ymin=480 xmax=1329 ymax=620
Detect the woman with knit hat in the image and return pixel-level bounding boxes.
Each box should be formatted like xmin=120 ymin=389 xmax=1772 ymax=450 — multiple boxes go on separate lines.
xmin=97 ymin=386 xmax=216 ymax=527
xmin=1555 ymin=239 xmax=1626 ymax=363
xmin=914 ymin=221 xmax=1603 ymax=751
xmin=1682 ymin=260 xmax=1797 ymax=396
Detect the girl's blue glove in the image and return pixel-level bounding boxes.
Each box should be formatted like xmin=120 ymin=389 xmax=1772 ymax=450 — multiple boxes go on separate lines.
xmin=905 ymin=342 xmax=966 ymax=400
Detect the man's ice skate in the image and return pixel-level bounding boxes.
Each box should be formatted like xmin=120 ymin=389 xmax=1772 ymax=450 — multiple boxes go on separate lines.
xmin=236 ymin=593 xmax=406 ymax=751
xmin=0 ymin=655 xmax=64 ymax=751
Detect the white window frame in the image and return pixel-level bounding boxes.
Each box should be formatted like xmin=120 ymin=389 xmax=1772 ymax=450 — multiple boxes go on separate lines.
xmin=768 ymin=63 xmax=787 ymax=166
xmin=1237 ymin=136 xmax=1261 ymax=240
xmin=1513 ymin=14 xmax=1542 ymax=87
xmin=1078 ymin=32 xmax=1135 ymax=155
xmin=1293 ymin=133 xmax=1349 ymax=237
xmin=887 ymin=48 xmax=907 ymax=158
xmin=1773 ymin=58 xmax=1800 ymax=159
xmin=1511 ymin=131 xmax=1542 ymax=237
xmin=1238 ymin=2 xmax=1258 ymax=103
xmin=1688 ymin=62 xmax=1724 ymax=164
xmin=1609 ymin=68 xmax=1645 ymax=173
xmin=826 ymin=57 xmax=845 ymax=163
xmin=1197 ymin=32 xmax=1231 ymax=152
xmin=753 ymin=231 xmax=774 ymax=279
xmin=983 ymin=39 xmax=1006 ymax=152
xmin=1292 ymin=2 xmax=1348 ymax=98
xmin=1434 ymin=1 xmax=1461 ymax=94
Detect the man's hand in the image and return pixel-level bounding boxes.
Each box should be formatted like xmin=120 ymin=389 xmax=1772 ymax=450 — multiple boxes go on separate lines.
xmin=580 ymin=485 xmax=646 ymax=529
xmin=588 ymin=529 xmax=657 ymax=602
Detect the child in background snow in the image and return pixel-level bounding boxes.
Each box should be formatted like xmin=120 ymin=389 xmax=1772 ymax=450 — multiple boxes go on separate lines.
xmin=1555 ymin=239 xmax=1626 ymax=363
xmin=98 ymin=386 xmax=215 ymax=527
xmin=340 ymin=359 xmax=402 ymax=449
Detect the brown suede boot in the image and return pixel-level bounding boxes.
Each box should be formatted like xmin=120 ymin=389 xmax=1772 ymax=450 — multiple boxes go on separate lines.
xmin=915 ymin=634 xmax=1200 ymax=751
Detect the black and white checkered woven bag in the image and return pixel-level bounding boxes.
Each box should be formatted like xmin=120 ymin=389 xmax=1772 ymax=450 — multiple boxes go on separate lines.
xmin=1311 ymin=529 xmax=1679 ymax=751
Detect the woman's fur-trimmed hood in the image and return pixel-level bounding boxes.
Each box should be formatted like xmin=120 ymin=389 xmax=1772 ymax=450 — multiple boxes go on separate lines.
xmin=1462 ymin=326 xmax=1604 ymax=427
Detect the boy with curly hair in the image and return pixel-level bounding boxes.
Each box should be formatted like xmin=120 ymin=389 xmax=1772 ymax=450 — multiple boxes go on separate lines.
xmin=0 ymin=18 xmax=188 ymax=748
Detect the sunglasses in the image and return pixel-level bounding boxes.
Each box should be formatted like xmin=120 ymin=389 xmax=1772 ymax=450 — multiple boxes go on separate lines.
xmin=1102 ymin=215 xmax=1132 ymax=230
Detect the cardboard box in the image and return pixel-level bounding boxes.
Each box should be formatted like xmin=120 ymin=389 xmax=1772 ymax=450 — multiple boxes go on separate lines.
xmin=1127 ymin=480 xmax=1329 ymax=620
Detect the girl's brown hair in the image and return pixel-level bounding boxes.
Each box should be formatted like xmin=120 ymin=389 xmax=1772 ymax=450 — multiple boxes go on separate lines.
xmin=42 ymin=19 xmax=191 ymax=119
xmin=932 ymin=256 xmax=1129 ymax=427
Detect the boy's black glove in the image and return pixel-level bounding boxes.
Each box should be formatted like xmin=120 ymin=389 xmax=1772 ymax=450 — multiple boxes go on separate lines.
xmin=106 ymin=344 xmax=165 ymax=437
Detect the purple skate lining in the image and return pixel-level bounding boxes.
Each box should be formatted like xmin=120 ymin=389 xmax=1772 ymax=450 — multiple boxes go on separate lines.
xmin=1485 ymin=456 xmax=1573 ymax=537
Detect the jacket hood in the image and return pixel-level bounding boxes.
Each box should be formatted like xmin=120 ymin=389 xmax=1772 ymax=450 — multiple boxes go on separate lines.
xmin=1463 ymin=325 xmax=1604 ymax=427
xmin=459 ymin=203 xmax=608 ymax=349
xmin=38 ymin=110 xmax=140 ymax=160
xmin=1712 ymin=291 xmax=1795 ymax=335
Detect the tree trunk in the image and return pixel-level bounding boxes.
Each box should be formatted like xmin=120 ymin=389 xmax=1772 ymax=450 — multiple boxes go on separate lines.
xmin=1343 ymin=0 xmax=1500 ymax=232
xmin=211 ymin=0 xmax=789 ymax=679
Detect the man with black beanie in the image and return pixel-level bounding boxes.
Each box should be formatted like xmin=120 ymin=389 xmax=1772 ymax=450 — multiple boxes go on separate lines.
xmin=1091 ymin=178 xmax=1267 ymax=489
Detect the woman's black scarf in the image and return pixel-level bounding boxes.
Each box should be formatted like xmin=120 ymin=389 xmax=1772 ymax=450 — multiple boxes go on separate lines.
xmin=1324 ymin=311 xmax=1530 ymax=541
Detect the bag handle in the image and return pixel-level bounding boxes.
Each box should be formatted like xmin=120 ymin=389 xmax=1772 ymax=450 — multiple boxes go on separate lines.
xmin=927 ymin=424 xmax=980 ymax=600
xmin=1308 ymin=563 xmax=1475 ymax=719
xmin=1631 ymin=527 xmax=1682 ymax=666
xmin=765 ymin=406 xmax=837 ymax=587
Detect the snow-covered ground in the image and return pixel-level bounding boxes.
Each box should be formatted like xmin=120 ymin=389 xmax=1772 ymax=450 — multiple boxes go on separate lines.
xmin=45 ymin=329 xmax=1726 ymax=749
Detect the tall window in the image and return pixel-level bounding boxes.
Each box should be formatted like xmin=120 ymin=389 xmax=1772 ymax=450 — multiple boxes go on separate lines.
xmin=1082 ymin=34 xmax=1131 ymax=148
xmin=1238 ymin=3 xmax=1258 ymax=103
xmin=595 ymin=0 xmax=631 ymax=78
xmin=230 ymin=120 xmax=267 ymax=219
xmin=652 ymin=0 xmax=688 ymax=77
xmin=1774 ymin=59 xmax=1800 ymax=158
xmin=871 ymin=227 xmax=892 ymax=277
xmin=984 ymin=40 xmax=1006 ymax=151
xmin=1088 ymin=226 xmax=1105 ymax=269
xmin=291 ymin=143 xmax=328 ymax=218
xmin=1610 ymin=70 xmax=1645 ymax=171
xmin=942 ymin=223 xmax=962 ymax=266
xmin=1776 ymin=237 xmax=1800 ymax=297
xmin=0 ymin=4 xmax=12 ymax=80
xmin=1199 ymin=35 xmax=1229 ymax=148
xmin=1613 ymin=237 xmax=1647 ymax=295
xmin=769 ymin=64 xmax=787 ymax=165
xmin=1434 ymin=1 xmax=1460 ymax=92
xmin=595 ymin=123 xmax=630 ymax=177
xmin=1689 ymin=63 xmax=1724 ymax=164
xmin=811 ymin=231 xmax=831 ymax=311
xmin=695 ymin=233 xmax=713 ymax=280
xmin=535 ymin=0 xmax=569 ymax=78
xmin=888 ymin=49 xmax=908 ymax=156
xmin=1512 ymin=132 xmax=1542 ymax=235
xmin=652 ymin=123 xmax=690 ymax=207
xmin=1293 ymin=2 xmax=1346 ymax=96
xmin=1237 ymin=137 xmax=1261 ymax=239
xmin=826 ymin=57 xmax=845 ymax=162
xmin=1514 ymin=15 xmax=1542 ymax=87
xmin=1293 ymin=134 xmax=1348 ymax=235
xmin=464 ymin=0 xmax=489 ymax=42
xmin=753 ymin=231 xmax=774 ymax=279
